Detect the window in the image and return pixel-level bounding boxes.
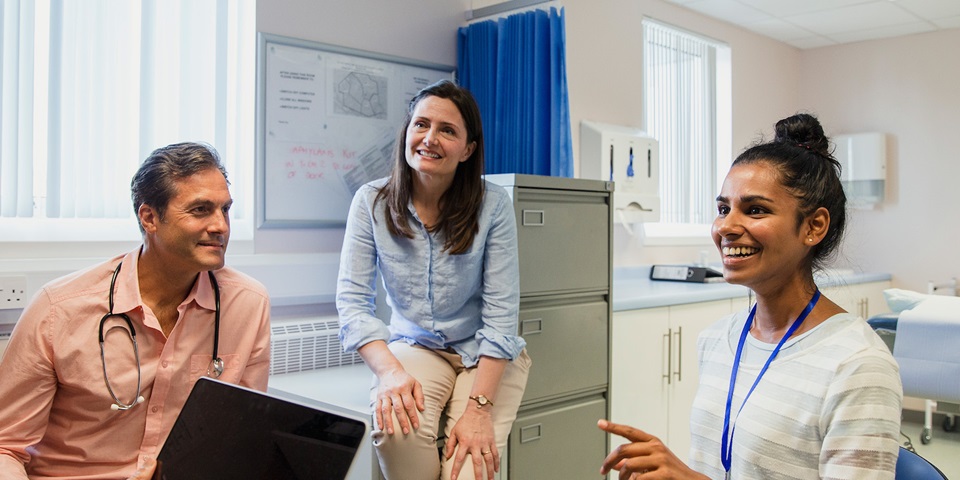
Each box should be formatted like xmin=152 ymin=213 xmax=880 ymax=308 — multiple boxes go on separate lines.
xmin=0 ymin=0 xmax=255 ymax=243
xmin=642 ymin=19 xmax=730 ymax=242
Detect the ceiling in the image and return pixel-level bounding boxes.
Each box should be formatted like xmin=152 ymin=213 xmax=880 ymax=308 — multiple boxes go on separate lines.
xmin=665 ymin=0 xmax=960 ymax=49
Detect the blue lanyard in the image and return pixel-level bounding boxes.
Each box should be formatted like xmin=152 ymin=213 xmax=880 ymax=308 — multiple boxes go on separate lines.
xmin=720 ymin=289 xmax=821 ymax=476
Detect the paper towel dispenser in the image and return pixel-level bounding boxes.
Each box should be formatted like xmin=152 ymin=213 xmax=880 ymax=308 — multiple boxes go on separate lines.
xmin=834 ymin=132 xmax=887 ymax=209
xmin=580 ymin=121 xmax=660 ymax=223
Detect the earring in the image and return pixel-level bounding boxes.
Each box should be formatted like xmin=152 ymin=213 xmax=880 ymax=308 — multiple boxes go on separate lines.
xmin=807 ymin=237 xmax=814 ymax=242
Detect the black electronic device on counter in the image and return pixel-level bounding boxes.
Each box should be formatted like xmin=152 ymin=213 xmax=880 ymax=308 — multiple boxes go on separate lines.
xmin=157 ymin=377 xmax=367 ymax=480
xmin=650 ymin=265 xmax=725 ymax=283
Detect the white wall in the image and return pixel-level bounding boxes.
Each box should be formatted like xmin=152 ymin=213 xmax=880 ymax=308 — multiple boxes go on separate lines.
xmin=798 ymin=29 xmax=960 ymax=292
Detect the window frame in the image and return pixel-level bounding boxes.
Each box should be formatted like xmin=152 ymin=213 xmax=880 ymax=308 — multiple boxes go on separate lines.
xmin=640 ymin=18 xmax=731 ymax=246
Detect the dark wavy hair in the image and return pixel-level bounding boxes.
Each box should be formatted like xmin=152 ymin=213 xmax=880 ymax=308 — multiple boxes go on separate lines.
xmin=131 ymin=142 xmax=228 ymax=233
xmin=375 ymin=79 xmax=485 ymax=254
xmin=733 ymin=113 xmax=846 ymax=272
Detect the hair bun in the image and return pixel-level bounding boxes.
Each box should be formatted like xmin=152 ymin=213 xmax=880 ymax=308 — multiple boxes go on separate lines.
xmin=773 ymin=113 xmax=830 ymax=157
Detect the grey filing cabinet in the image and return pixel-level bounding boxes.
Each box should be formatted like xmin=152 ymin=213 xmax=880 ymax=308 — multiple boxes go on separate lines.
xmin=485 ymin=174 xmax=612 ymax=480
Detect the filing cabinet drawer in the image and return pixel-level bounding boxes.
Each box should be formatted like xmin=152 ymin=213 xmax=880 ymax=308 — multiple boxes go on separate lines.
xmin=519 ymin=297 xmax=608 ymax=403
xmin=509 ymin=395 xmax=607 ymax=480
xmin=514 ymin=190 xmax=609 ymax=295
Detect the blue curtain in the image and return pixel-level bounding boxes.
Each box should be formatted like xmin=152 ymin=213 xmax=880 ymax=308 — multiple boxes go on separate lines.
xmin=457 ymin=7 xmax=573 ymax=177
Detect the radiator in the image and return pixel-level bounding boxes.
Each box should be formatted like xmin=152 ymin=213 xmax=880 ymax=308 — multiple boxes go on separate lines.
xmin=269 ymin=317 xmax=364 ymax=375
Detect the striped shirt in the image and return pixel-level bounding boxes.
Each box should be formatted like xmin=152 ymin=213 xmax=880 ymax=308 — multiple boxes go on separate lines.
xmin=689 ymin=311 xmax=902 ymax=479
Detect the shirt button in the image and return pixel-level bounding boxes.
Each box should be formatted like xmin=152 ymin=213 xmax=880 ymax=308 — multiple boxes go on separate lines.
xmin=162 ymin=361 xmax=168 ymax=368
xmin=151 ymin=406 xmax=159 ymax=413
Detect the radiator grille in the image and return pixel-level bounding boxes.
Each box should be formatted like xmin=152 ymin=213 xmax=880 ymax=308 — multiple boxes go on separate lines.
xmin=269 ymin=318 xmax=363 ymax=375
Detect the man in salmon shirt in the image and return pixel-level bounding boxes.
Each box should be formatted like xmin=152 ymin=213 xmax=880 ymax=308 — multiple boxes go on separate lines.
xmin=0 ymin=142 xmax=271 ymax=479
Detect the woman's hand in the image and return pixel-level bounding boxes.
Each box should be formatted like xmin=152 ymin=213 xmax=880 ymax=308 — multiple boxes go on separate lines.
xmin=358 ymin=341 xmax=426 ymax=436
xmin=445 ymin=406 xmax=498 ymax=480
xmin=375 ymin=366 xmax=425 ymax=435
xmin=598 ymin=419 xmax=708 ymax=480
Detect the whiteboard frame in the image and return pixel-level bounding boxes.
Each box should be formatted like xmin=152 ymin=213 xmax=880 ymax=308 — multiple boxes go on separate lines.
xmin=255 ymin=33 xmax=456 ymax=228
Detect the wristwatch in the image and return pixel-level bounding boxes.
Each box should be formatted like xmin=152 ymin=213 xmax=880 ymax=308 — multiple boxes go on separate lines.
xmin=469 ymin=395 xmax=494 ymax=409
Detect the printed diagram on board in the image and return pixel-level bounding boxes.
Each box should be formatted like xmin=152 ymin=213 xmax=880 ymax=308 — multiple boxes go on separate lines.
xmin=334 ymin=72 xmax=388 ymax=119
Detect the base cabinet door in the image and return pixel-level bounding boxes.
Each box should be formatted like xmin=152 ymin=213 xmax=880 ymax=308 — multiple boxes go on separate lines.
xmin=509 ymin=396 xmax=607 ymax=480
xmin=609 ymin=298 xmax=748 ymax=458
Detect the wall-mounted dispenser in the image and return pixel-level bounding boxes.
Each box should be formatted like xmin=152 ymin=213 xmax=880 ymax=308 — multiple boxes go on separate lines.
xmin=580 ymin=121 xmax=660 ymax=223
xmin=833 ymin=132 xmax=887 ymax=209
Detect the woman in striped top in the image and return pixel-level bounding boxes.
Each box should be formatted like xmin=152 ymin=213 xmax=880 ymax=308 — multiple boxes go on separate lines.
xmin=600 ymin=113 xmax=902 ymax=479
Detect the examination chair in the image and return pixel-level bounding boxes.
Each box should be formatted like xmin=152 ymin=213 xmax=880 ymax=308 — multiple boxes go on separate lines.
xmin=868 ymin=279 xmax=960 ymax=445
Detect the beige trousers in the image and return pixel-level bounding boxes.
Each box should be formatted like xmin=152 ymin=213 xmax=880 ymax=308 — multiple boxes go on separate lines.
xmin=369 ymin=342 xmax=531 ymax=480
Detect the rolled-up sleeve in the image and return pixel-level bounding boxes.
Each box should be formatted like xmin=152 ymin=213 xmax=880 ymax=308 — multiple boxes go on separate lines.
xmin=475 ymin=188 xmax=525 ymax=361
xmin=336 ymin=186 xmax=391 ymax=352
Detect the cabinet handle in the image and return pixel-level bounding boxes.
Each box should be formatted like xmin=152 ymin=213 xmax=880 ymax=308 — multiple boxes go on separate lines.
xmin=521 ymin=210 xmax=545 ymax=226
xmin=662 ymin=328 xmax=672 ymax=385
xmin=520 ymin=423 xmax=542 ymax=443
xmin=674 ymin=326 xmax=683 ymax=382
xmin=520 ymin=318 xmax=542 ymax=335
xmin=864 ymin=297 xmax=869 ymax=318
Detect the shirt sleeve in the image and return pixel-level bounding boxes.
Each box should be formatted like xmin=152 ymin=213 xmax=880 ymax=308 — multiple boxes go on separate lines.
xmin=336 ymin=187 xmax=391 ymax=353
xmin=819 ymin=349 xmax=903 ymax=478
xmin=475 ymin=188 xmax=525 ymax=360
xmin=0 ymin=291 xmax=58 ymax=478
xmin=238 ymin=293 xmax=271 ymax=392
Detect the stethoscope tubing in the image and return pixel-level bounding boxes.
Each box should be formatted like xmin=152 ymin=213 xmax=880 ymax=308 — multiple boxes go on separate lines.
xmin=100 ymin=263 xmax=222 ymax=411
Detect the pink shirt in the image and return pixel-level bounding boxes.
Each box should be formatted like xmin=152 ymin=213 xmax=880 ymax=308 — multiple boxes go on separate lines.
xmin=0 ymin=249 xmax=271 ymax=479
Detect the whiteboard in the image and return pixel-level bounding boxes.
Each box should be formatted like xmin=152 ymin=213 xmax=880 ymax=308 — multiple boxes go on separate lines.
xmin=256 ymin=33 xmax=455 ymax=228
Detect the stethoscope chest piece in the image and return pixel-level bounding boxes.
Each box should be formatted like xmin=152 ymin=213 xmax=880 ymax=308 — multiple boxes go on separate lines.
xmin=208 ymin=357 xmax=224 ymax=378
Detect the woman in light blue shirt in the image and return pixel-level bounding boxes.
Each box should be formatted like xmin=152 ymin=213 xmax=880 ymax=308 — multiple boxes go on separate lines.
xmin=336 ymin=80 xmax=530 ymax=480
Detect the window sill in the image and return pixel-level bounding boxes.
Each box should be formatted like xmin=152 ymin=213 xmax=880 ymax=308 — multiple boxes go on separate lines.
xmin=0 ymin=217 xmax=254 ymax=259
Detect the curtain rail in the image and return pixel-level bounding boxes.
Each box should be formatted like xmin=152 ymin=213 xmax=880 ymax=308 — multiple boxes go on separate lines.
xmin=466 ymin=0 xmax=557 ymax=22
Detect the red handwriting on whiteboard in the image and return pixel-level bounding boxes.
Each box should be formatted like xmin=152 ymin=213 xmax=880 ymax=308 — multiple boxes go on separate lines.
xmin=284 ymin=145 xmax=358 ymax=181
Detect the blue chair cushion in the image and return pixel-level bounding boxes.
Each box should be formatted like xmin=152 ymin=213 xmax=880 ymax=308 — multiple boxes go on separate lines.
xmin=896 ymin=446 xmax=946 ymax=479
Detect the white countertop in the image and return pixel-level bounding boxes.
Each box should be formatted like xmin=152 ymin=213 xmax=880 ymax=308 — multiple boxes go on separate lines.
xmin=269 ymin=363 xmax=372 ymax=414
xmin=612 ymin=266 xmax=892 ymax=312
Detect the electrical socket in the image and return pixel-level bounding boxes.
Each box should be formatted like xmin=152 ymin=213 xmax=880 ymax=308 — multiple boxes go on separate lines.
xmin=0 ymin=275 xmax=28 ymax=310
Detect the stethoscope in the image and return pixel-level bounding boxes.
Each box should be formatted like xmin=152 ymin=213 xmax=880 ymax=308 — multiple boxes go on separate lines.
xmin=99 ymin=263 xmax=223 ymax=411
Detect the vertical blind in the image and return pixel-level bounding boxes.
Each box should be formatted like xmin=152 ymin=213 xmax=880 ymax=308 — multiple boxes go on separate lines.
xmin=0 ymin=0 xmax=254 ymax=222
xmin=643 ymin=19 xmax=719 ymax=224
xmin=457 ymin=6 xmax=573 ymax=177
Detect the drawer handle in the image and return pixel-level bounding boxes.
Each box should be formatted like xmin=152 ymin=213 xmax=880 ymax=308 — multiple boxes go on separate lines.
xmin=662 ymin=328 xmax=672 ymax=385
xmin=520 ymin=423 xmax=542 ymax=443
xmin=674 ymin=326 xmax=682 ymax=382
xmin=520 ymin=318 xmax=542 ymax=335
xmin=522 ymin=210 xmax=545 ymax=226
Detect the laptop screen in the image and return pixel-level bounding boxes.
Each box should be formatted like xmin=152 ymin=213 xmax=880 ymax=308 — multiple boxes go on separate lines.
xmin=157 ymin=377 xmax=368 ymax=480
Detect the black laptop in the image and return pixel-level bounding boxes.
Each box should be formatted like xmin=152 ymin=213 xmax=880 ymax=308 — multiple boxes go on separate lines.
xmin=157 ymin=377 xmax=368 ymax=480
